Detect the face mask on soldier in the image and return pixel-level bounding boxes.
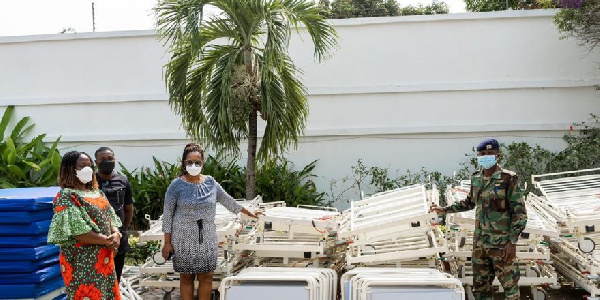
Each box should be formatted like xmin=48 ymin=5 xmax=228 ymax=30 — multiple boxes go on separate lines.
xmin=477 ymin=155 xmax=497 ymax=169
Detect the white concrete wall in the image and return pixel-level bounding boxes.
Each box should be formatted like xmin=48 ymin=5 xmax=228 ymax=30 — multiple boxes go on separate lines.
xmin=1 ymin=10 xmax=599 ymax=206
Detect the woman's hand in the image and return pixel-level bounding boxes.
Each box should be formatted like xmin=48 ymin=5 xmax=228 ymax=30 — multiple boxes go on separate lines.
xmin=107 ymin=232 xmax=121 ymax=250
xmin=162 ymin=243 xmax=174 ymax=260
xmin=429 ymin=204 xmax=445 ymax=214
xmin=241 ymin=207 xmax=262 ymax=219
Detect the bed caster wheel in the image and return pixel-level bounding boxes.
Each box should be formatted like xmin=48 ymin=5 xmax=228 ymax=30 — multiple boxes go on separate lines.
xmin=466 ymin=288 xmax=475 ymax=300
xmin=531 ymin=287 xmax=546 ymax=300
xmin=162 ymin=288 xmax=175 ymax=300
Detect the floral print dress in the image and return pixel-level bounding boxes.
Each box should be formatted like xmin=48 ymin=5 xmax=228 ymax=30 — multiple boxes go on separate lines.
xmin=47 ymin=188 xmax=122 ymax=300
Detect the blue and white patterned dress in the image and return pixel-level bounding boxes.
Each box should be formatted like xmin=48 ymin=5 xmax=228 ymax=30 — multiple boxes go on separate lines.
xmin=162 ymin=176 xmax=243 ymax=274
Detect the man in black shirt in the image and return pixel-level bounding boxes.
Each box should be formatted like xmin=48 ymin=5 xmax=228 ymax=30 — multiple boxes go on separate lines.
xmin=94 ymin=147 xmax=134 ymax=282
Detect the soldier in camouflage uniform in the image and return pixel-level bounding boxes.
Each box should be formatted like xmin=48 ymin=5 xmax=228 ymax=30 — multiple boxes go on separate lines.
xmin=430 ymin=138 xmax=527 ymax=300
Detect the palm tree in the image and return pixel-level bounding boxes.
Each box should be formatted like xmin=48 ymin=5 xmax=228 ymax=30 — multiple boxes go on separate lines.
xmin=156 ymin=0 xmax=338 ymax=199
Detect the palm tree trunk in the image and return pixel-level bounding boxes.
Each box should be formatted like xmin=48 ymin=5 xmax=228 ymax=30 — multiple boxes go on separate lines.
xmin=246 ymin=108 xmax=257 ymax=200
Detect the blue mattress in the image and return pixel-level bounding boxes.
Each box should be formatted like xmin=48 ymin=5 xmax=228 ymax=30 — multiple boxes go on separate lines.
xmin=0 ymin=209 xmax=54 ymax=224
xmin=0 ymin=187 xmax=59 ymax=211
xmin=0 ymin=244 xmax=59 ymax=261
xmin=0 ymin=220 xmax=51 ymax=236
xmin=0 ymin=264 xmax=61 ymax=284
xmin=53 ymin=295 xmax=67 ymax=300
xmin=0 ymin=253 xmax=58 ymax=273
xmin=0 ymin=234 xmax=48 ymax=247
xmin=0 ymin=274 xmax=64 ymax=299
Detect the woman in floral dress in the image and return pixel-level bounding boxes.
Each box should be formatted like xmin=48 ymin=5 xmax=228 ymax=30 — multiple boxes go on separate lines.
xmin=48 ymin=151 xmax=123 ymax=300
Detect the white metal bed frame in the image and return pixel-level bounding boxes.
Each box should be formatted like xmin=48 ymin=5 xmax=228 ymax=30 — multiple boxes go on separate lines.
xmin=340 ymin=184 xmax=435 ymax=238
xmin=233 ymin=206 xmax=340 ymax=265
xmin=341 ymin=267 xmax=464 ymax=300
xmin=531 ymin=168 xmax=600 ymax=234
xmin=219 ymin=267 xmax=337 ymax=300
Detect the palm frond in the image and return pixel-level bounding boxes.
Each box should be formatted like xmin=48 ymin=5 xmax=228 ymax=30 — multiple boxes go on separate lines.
xmin=155 ymin=0 xmax=208 ymax=54
xmin=276 ymin=0 xmax=339 ymax=61
xmin=258 ymin=52 xmax=308 ymax=159
xmin=183 ymin=45 xmax=243 ymax=153
xmin=164 ymin=39 xmax=195 ymax=116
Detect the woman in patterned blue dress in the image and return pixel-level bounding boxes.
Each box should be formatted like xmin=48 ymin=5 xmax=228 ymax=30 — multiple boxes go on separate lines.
xmin=161 ymin=143 xmax=260 ymax=300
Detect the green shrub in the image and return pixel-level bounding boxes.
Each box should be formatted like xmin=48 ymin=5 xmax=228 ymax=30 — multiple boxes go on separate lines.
xmin=256 ymin=159 xmax=326 ymax=207
xmin=0 ymin=106 xmax=61 ymax=188
xmin=501 ymin=114 xmax=600 ymax=191
xmin=125 ymin=236 xmax=160 ymax=266
xmin=203 ymin=154 xmax=246 ymax=199
xmin=120 ymin=157 xmax=181 ymax=230
xmin=400 ymin=2 xmax=450 ymax=16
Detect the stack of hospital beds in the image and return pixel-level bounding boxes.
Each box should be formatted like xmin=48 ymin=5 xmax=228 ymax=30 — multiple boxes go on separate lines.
xmin=219 ymin=267 xmax=337 ymax=300
xmin=137 ymin=196 xmax=263 ymax=291
xmin=529 ymin=169 xmax=600 ymax=298
xmin=339 ymin=184 xmax=446 ymax=268
xmin=132 ymin=169 xmax=600 ymax=300
xmin=217 ymin=183 xmax=459 ymax=300
xmin=341 ymin=267 xmax=464 ymax=300
xmin=233 ymin=204 xmax=342 ymax=267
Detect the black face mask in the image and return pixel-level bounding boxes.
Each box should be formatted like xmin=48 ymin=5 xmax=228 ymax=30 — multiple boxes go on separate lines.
xmin=98 ymin=160 xmax=116 ymax=175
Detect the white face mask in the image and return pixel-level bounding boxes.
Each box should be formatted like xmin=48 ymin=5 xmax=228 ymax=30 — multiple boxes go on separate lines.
xmin=75 ymin=166 xmax=94 ymax=184
xmin=186 ymin=164 xmax=202 ymax=176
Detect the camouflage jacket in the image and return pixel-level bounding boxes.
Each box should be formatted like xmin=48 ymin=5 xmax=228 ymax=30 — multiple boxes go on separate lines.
xmin=445 ymin=166 xmax=527 ymax=248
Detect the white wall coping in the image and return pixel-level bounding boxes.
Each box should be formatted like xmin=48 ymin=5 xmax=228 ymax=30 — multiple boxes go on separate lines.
xmin=43 ymin=122 xmax=572 ymax=143
xmin=309 ymin=79 xmax=600 ymax=95
xmin=2 ymin=79 xmax=596 ymax=107
xmin=0 ymin=10 xmax=559 ymax=45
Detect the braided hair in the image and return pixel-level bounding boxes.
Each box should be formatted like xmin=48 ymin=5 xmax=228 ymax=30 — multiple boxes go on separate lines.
xmin=180 ymin=143 xmax=205 ymax=176
xmin=58 ymin=150 xmax=99 ymax=190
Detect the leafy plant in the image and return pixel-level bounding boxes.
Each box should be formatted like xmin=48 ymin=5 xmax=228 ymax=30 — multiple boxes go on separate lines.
xmin=0 ymin=106 xmax=61 ymax=188
xmin=203 ymin=154 xmax=246 ymax=199
xmin=555 ymin=0 xmax=600 ymax=49
xmin=325 ymin=0 xmax=449 ymax=18
xmin=120 ymin=157 xmax=181 ymax=230
xmin=125 ymin=236 xmax=161 ymax=266
xmin=400 ymin=2 xmax=450 ymax=16
xmin=500 ymin=115 xmax=600 ymax=192
xmin=464 ymin=0 xmax=558 ymax=12
xmin=256 ymin=159 xmax=326 ymax=207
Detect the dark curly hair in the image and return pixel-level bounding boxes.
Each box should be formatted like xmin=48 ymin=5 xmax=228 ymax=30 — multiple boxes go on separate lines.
xmin=58 ymin=151 xmax=98 ymax=190
xmin=180 ymin=143 xmax=205 ymax=176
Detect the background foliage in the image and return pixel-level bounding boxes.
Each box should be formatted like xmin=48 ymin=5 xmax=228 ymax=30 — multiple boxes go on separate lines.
xmin=122 ymin=155 xmax=325 ymax=229
xmin=0 ymin=106 xmax=61 ymax=189
xmin=555 ymin=0 xmax=600 ymax=52
xmin=328 ymin=115 xmax=600 ymax=203
xmin=318 ymin=0 xmax=449 ymax=18
xmin=464 ymin=0 xmax=558 ymax=12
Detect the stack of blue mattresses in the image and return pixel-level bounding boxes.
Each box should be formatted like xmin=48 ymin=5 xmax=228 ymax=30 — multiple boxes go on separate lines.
xmin=0 ymin=187 xmax=66 ymax=299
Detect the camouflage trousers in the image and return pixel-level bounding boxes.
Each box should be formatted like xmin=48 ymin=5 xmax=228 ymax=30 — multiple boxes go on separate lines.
xmin=472 ymin=247 xmax=520 ymax=300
